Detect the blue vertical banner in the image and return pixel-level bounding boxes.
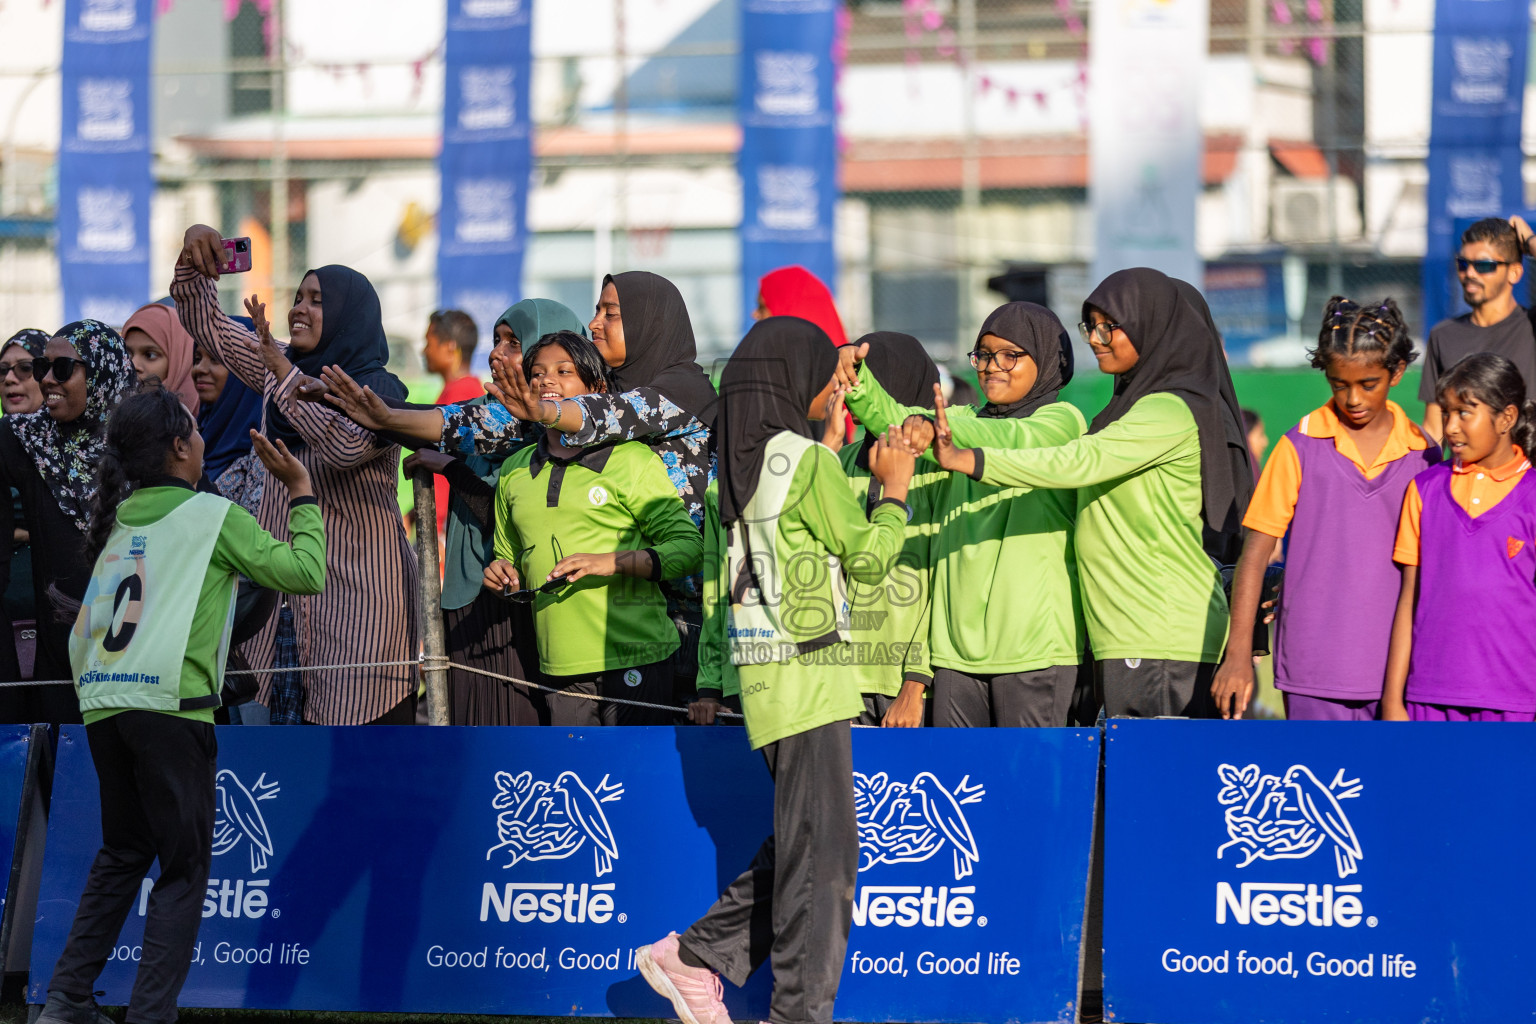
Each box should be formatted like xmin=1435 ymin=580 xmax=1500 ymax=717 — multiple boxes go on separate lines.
xmin=1422 ymin=0 xmax=1529 ymax=330
xmin=738 ymin=0 xmax=840 ymax=327
xmin=437 ymin=0 xmax=533 ymax=352
xmin=58 ymin=0 xmax=154 ymax=326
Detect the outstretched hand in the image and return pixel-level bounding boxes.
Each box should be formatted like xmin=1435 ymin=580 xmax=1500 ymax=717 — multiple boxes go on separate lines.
xmin=930 ymin=384 xmax=977 ymax=476
xmin=243 ymin=294 xmax=293 ymax=380
xmin=320 ymin=365 xmax=394 ymax=432
xmin=821 ymin=385 xmax=849 ymax=452
xmin=1511 ymin=214 xmax=1534 ymax=257
xmin=867 ymin=425 xmax=915 ymax=502
xmin=249 ymin=431 xmax=312 ymax=497
xmin=834 ymin=341 xmax=869 ymax=390
xmin=486 ymin=351 xmax=550 ymax=423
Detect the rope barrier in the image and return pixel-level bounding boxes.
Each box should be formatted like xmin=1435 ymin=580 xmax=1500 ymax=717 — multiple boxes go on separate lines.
xmin=16 ymin=655 xmax=750 ymax=721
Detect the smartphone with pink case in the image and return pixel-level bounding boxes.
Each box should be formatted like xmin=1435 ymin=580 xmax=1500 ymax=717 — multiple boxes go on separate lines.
xmin=219 ymin=236 xmax=253 ymax=274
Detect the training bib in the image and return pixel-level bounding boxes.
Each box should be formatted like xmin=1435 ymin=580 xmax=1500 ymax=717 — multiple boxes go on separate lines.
xmin=726 ymin=432 xmax=850 ymax=666
xmin=70 ymin=492 xmax=234 ymax=713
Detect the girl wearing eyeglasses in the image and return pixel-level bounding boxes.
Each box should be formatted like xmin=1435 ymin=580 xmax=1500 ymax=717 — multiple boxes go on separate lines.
xmin=833 ymin=304 xmax=1087 ymax=727
xmin=0 ymin=321 xmax=137 ymax=722
xmin=478 ymin=330 xmax=702 ymax=726
xmin=927 ymin=269 xmax=1253 ymax=719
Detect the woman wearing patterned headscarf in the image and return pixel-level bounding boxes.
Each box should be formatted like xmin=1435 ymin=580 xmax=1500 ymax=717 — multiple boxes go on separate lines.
xmin=0 ymin=321 xmax=137 ymax=721
xmin=174 ymin=223 xmax=418 ymax=726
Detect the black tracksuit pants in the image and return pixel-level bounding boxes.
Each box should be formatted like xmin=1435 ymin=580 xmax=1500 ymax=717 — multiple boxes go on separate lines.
xmin=48 ymin=711 xmax=217 ymax=1024
xmin=680 ymin=719 xmax=857 ymax=1024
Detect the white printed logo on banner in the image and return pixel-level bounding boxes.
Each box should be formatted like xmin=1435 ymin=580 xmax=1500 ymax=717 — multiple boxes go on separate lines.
xmin=1447 ymin=155 xmax=1503 ymax=218
xmin=80 ymin=0 xmax=136 ymax=32
xmin=455 ymin=179 xmax=517 ymax=244
xmin=76 ymin=187 xmax=135 ymax=253
xmin=487 ymin=770 xmax=623 ymax=876
xmin=459 ymin=66 xmax=516 ymax=132
xmin=77 ymin=79 xmax=134 ymax=143
xmin=462 ymin=0 xmax=520 ymax=16
xmin=79 ymin=296 xmax=138 ymax=327
xmin=757 ymin=166 xmax=820 ymax=232
xmin=1217 ymin=763 xmax=1363 ymax=879
xmin=213 ymin=769 xmax=280 ymax=874
xmin=755 ymin=52 xmax=819 ymax=117
xmin=856 ymin=771 xmax=984 ymax=880
xmin=1451 ymin=37 xmax=1512 ymax=106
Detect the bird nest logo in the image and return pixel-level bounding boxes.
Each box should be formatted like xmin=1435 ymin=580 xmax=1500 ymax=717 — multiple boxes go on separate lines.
xmin=1217 ymin=763 xmax=1363 ymax=879
xmin=855 ymin=771 xmax=983 ymax=881
xmin=213 ymin=770 xmax=279 ymax=874
xmin=486 ymin=771 xmax=622 ymax=877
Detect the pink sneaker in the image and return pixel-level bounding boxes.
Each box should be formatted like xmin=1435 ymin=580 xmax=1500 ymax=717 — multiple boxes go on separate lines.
xmin=635 ymin=932 xmax=732 ymax=1024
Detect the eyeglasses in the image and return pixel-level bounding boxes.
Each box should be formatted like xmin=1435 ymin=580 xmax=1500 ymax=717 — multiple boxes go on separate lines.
xmin=1077 ymin=321 xmax=1123 ymax=346
xmin=40 ymin=356 xmax=86 ymax=383
xmin=969 ymin=348 xmax=1031 ymax=371
xmin=1456 ymin=257 xmax=1517 ymax=275
xmin=502 ymin=538 xmax=570 ymax=604
xmin=0 ymin=359 xmax=34 ymax=381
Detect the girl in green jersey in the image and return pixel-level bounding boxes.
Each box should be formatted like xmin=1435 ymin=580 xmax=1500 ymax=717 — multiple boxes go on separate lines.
xmin=926 ymin=268 xmax=1253 ymax=719
xmin=638 ymin=317 xmax=913 ymax=1024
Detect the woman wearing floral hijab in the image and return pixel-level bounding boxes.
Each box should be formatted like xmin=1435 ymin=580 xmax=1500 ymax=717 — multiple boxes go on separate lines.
xmin=0 ymin=321 xmax=137 ymax=722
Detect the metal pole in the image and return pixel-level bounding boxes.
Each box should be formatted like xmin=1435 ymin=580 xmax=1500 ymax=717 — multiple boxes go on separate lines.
xmin=958 ymin=0 xmax=980 ymax=356
xmin=269 ymin=0 xmax=289 ymax=299
xmin=412 ymin=473 xmax=450 ymax=725
xmin=613 ymin=0 xmax=628 ymax=263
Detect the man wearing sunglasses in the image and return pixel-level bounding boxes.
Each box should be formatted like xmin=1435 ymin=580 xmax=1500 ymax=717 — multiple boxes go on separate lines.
xmin=1420 ymin=216 xmax=1536 ymax=441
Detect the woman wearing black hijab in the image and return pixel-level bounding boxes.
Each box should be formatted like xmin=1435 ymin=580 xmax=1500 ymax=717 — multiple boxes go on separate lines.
xmin=331 ymin=270 xmax=719 ymax=703
xmin=636 ymin=316 xmax=913 ymax=1024
xmin=173 ymin=225 xmax=419 ymax=725
xmin=838 ymin=303 xmax=1088 ymax=727
xmin=828 ymin=332 xmax=941 ymax=728
xmin=928 ymin=269 xmax=1253 ymax=719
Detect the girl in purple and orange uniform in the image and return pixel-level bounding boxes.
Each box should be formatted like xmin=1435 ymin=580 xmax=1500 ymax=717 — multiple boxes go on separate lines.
xmin=1383 ymin=353 xmax=1536 ymax=721
xmin=1213 ymin=299 xmax=1438 ymax=720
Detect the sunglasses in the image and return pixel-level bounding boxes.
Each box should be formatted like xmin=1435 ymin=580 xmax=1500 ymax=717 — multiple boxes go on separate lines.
xmin=969 ymin=348 xmax=1030 ymax=371
xmin=501 ymin=537 xmax=570 ymax=604
xmin=40 ymin=356 xmax=86 ymax=383
xmin=1456 ymin=257 xmax=1517 ymax=275
xmin=0 ymin=359 xmax=34 ymax=381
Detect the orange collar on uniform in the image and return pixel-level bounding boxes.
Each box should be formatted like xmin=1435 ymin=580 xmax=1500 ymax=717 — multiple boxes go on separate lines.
xmin=1298 ymin=400 xmax=1429 ymax=475
xmin=1452 ymin=445 xmax=1530 ymax=481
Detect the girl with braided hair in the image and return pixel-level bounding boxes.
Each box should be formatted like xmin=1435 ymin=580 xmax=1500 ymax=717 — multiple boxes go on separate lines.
xmin=1213 ymin=297 xmax=1437 ymax=720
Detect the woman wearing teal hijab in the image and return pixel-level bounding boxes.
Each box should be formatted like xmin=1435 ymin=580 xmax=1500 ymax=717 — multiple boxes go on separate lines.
xmin=407 ymin=297 xmax=591 ymax=724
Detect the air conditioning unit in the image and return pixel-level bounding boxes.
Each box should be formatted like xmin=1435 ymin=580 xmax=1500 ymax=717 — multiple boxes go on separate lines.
xmin=1271 ymin=177 xmax=1363 ymax=244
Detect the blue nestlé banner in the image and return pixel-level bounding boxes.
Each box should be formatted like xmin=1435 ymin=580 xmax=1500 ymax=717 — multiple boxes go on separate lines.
xmin=437 ymin=0 xmax=532 ymax=351
xmin=1103 ymin=719 xmax=1536 ymax=1024
xmin=0 ymin=727 xmax=31 ymax=938
xmin=58 ymin=0 xmax=153 ymax=326
xmin=738 ymin=0 xmax=840 ymax=328
xmin=1421 ymin=0 xmax=1529 ymax=331
xmin=30 ymin=725 xmax=1096 ymax=1021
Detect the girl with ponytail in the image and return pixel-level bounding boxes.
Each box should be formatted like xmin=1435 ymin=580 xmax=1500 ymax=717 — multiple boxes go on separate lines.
xmin=1382 ymin=352 xmax=1536 ymax=720
xmin=39 ymin=384 xmax=324 ymax=1024
xmin=1213 ymin=296 xmax=1438 ymax=721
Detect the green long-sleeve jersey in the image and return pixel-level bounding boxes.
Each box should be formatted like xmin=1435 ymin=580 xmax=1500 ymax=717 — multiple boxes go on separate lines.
xmin=837 ymin=443 xmax=940 ymax=697
xmin=974 ymin=392 xmax=1228 ymax=663
xmin=845 ymin=370 xmax=1086 ymax=674
xmin=698 ymin=442 xmax=908 ymax=749
xmin=88 ymin=483 xmax=327 ymax=725
xmin=494 ymin=440 xmax=702 ymax=677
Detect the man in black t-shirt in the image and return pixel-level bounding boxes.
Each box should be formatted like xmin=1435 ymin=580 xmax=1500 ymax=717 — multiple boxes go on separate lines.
xmin=1420 ymin=216 xmax=1536 ymax=440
